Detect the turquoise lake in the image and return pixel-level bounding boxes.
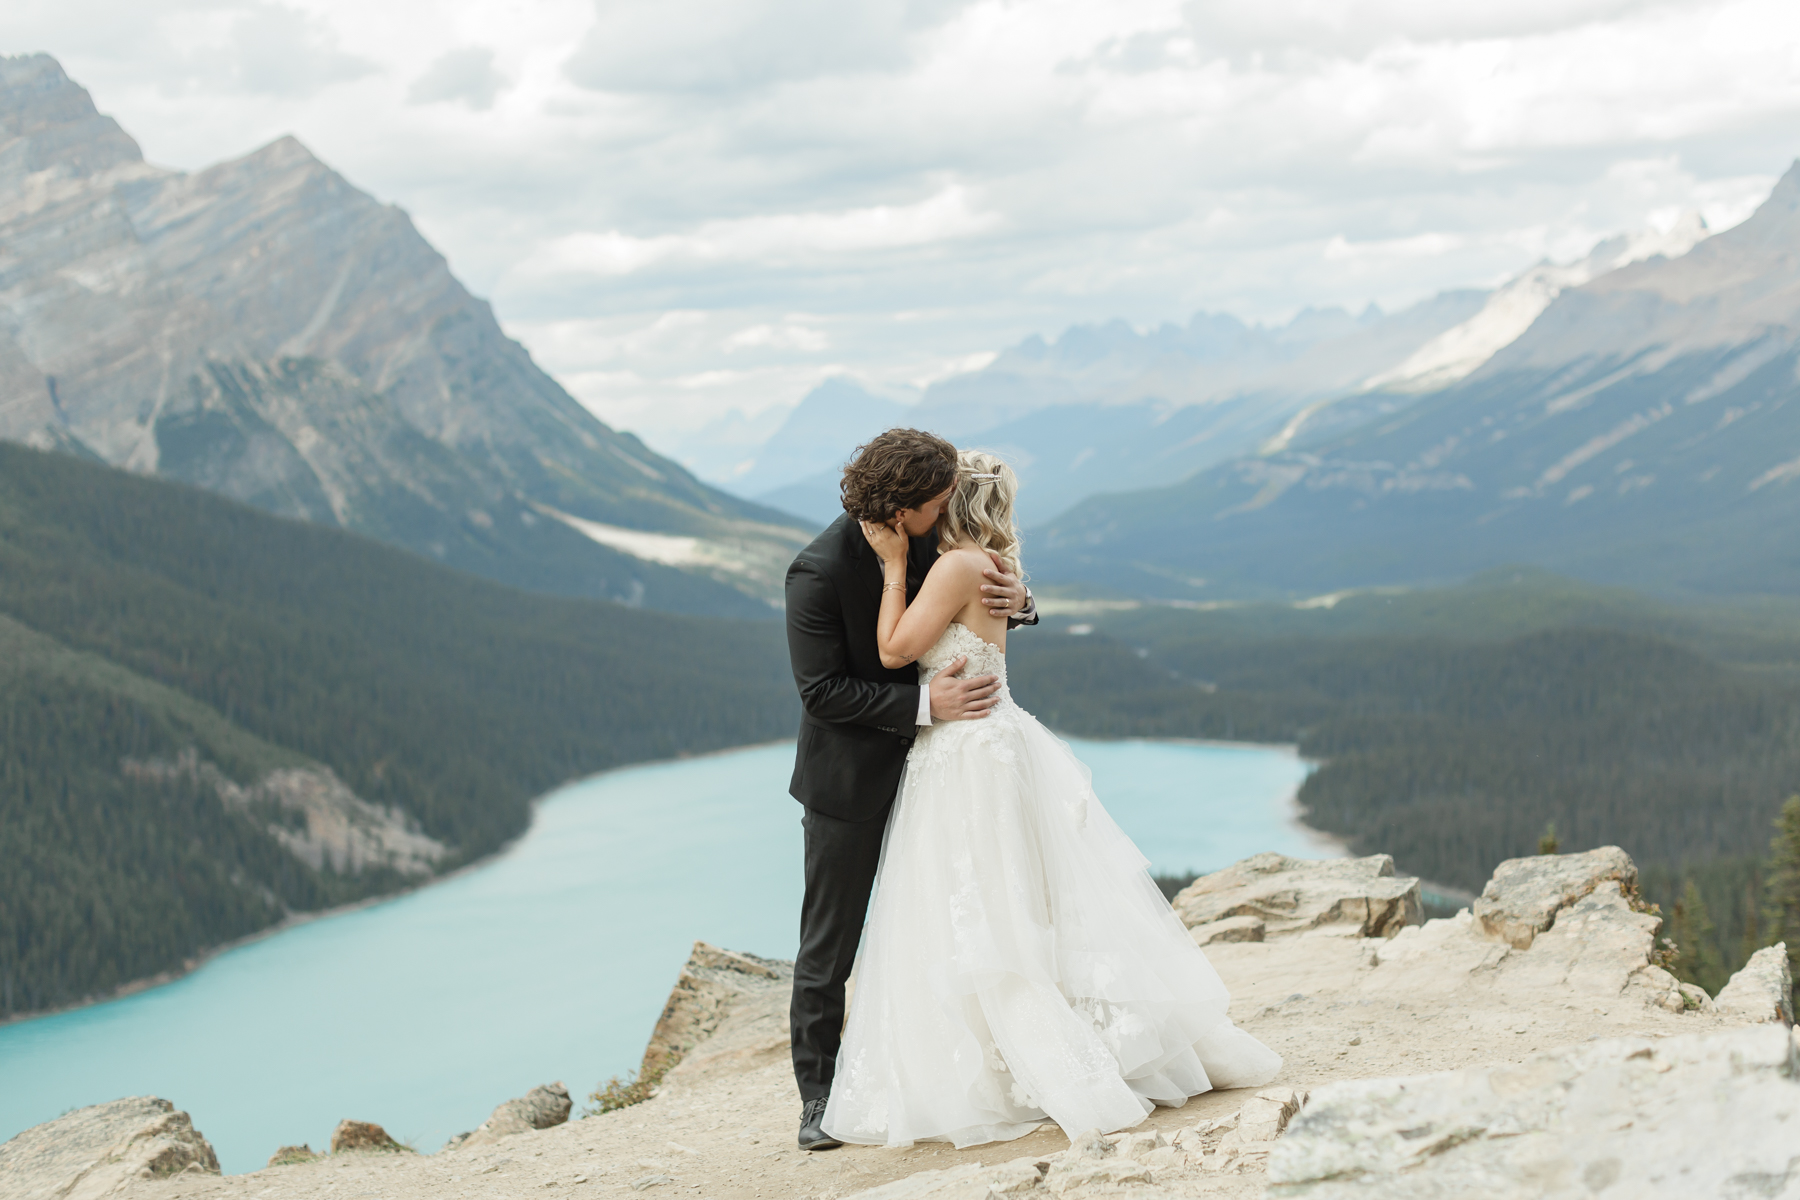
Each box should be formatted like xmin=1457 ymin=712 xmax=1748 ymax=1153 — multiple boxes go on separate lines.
xmin=0 ymin=738 xmax=1320 ymax=1173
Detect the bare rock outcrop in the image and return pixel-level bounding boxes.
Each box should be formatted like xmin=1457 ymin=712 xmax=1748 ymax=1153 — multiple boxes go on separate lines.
xmin=840 ymin=1156 xmax=1050 ymax=1198
xmin=0 ymin=1097 xmax=219 ymax=1199
xmin=644 ymin=941 xmax=795 ymax=1089
xmin=265 ymin=1144 xmax=320 ymax=1167
xmin=1716 ymin=942 xmax=1795 ymax=1025
xmin=1188 ymin=914 xmax=1266 ymax=945
xmin=1333 ymin=876 xmax=1704 ymax=1017
xmin=1473 ymin=845 xmax=1636 ymax=949
xmin=1171 ymin=852 xmax=1422 ymax=939
xmin=329 ymin=1120 xmax=402 ymax=1154
xmin=125 ymin=749 xmax=446 ymax=878
xmin=444 ymin=1082 xmax=572 ymax=1150
xmin=1267 ymin=1024 xmax=1800 ymax=1198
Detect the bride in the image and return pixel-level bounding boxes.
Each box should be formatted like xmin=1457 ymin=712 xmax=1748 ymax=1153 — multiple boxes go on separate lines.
xmin=823 ymin=451 xmax=1281 ymax=1149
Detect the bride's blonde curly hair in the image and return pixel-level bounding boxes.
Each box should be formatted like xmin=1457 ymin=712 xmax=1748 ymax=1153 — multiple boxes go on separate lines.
xmin=937 ymin=449 xmax=1025 ymax=580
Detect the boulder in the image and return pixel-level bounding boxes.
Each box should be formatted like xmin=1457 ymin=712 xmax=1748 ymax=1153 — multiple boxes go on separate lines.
xmin=1044 ymin=1157 xmax=1152 ymax=1195
xmin=645 ymin=942 xmax=794 ymax=1089
xmin=1226 ymin=1087 xmax=1306 ymax=1145
xmin=1109 ymin=1129 xmax=1167 ymax=1159
xmin=840 ymin=1157 xmax=1048 ymax=1199
xmin=1188 ymin=915 xmax=1265 ymax=945
xmin=1171 ymin=852 xmax=1422 ymax=939
xmin=446 ymin=1082 xmax=572 ymax=1150
xmin=330 ymin=1119 xmax=402 ymax=1154
xmin=1267 ymin=1025 xmax=1800 ymax=1198
xmin=1205 ymin=1087 xmax=1309 ymax=1175
xmin=266 ymin=1144 xmax=320 ymax=1167
xmin=1472 ymin=846 xmax=1635 ymax=949
xmin=1715 ymin=942 xmax=1794 ymax=1025
xmin=0 ymin=1096 xmax=219 ymax=1200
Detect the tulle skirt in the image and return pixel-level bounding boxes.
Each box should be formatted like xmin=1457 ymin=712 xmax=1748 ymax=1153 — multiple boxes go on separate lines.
xmin=822 ymin=703 xmax=1282 ymax=1148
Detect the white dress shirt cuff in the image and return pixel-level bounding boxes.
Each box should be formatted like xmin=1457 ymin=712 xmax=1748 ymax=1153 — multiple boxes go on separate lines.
xmin=916 ymin=684 xmax=933 ymax=727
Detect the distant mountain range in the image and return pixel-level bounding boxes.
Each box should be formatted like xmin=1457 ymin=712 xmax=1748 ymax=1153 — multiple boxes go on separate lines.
xmin=725 ymin=220 xmax=1706 ymax=530
xmin=0 ymin=54 xmax=807 ymax=617
xmin=1036 ymin=164 xmax=1800 ymax=599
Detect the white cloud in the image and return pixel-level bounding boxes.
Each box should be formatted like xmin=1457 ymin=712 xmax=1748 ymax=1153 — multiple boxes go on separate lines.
xmin=409 ymin=46 xmax=506 ymax=110
xmin=561 ymin=0 xmax=953 ymax=94
xmin=723 ymin=322 xmax=830 ymax=352
xmin=6 ymin=0 xmax=1800 ymax=477
xmin=513 ymin=184 xmax=997 ymax=279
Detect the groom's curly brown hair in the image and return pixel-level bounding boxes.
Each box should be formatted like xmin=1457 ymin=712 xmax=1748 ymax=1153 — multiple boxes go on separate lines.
xmin=840 ymin=428 xmax=959 ymax=522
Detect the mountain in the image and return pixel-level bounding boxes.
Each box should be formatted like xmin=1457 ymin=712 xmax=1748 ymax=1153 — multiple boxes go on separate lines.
xmin=730 ymin=377 xmax=909 ymax=526
xmin=1034 ymin=164 xmax=1800 ymax=599
xmin=720 ymin=301 xmax=1491 ymax=526
xmin=0 ymin=442 xmax=797 ymax=1019
xmin=723 ymin=220 xmax=1705 ymax=529
xmin=1361 ymin=215 xmax=1709 ymax=396
xmin=0 ymin=54 xmax=808 ymax=617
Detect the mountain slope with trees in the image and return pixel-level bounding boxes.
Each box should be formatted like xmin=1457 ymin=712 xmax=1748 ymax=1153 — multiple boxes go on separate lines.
xmin=1008 ymin=572 xmax=1800 ymax=988
xmin=0 ymin=444 xmax=798 ymax=1020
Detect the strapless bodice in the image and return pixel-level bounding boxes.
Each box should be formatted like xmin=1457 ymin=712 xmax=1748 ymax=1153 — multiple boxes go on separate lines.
xmin=918 ymin=622 xmax=1006 ymax=683
xmin=917 ymin=622 xmax=1011 ymax=714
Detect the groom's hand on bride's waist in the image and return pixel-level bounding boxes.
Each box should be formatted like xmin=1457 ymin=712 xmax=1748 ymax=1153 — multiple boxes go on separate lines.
xmin=928 ymin=654 xmax=1000 ymax=721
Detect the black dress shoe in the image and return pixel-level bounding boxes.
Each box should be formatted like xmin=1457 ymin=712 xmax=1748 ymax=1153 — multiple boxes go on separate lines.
xmin=798 ymin=1097 xmax=842 ymax=1150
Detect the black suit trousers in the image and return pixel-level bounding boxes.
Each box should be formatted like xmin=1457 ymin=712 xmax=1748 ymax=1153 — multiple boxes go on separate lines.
xmin=789 ymin=803 xmax=890 ymax=1103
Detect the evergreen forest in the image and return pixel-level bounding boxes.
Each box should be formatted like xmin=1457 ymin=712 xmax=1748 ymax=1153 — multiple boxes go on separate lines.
xmin=1007 ymin=570 xmax=1800 ymax=995
xmin=0 ymin=444 xmax=797 ymax=1019
xmin=8 ymin=441 xmax=1800 ymax=1021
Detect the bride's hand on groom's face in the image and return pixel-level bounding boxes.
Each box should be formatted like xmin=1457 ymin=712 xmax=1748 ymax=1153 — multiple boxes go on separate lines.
xmin=860 ymin=517 xmax=909 ymax=565
xmin=928 ymin=655 xmax=1000 ymax=721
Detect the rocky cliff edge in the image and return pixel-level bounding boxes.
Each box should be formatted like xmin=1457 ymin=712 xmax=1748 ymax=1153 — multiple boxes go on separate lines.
xmin=5 ymin=846 xmax=1791 ymax=1199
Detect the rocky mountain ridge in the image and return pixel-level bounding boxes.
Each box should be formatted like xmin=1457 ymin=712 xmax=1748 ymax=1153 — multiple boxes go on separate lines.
xmin=721 ymin=217 xmax=1707 ymax=529
xmin=8 ymin=845 xmax=1789 ymax=1198
xmin=0 ymin=54 xmax=805 ymax=616
xmin=1037 ymin=160 xmax=1800 ymax=599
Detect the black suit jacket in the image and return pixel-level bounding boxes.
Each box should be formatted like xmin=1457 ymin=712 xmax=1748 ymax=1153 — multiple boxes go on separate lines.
xmin=785 ymin=514 xmax=938 ymax=822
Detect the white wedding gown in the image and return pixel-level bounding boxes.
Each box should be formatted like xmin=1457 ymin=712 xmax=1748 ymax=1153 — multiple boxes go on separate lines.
xmin=822 ymin=623 xmax=1282 ymax=1149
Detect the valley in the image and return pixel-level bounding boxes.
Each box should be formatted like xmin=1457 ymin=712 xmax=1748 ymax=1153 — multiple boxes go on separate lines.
xmin=1012 ymin=571 xmax=1800 ymax=990
xmin=0 ymin=442 xmax=797 ymax=1020
xmin=3 ymin=42 xmax=1799 ymax=1200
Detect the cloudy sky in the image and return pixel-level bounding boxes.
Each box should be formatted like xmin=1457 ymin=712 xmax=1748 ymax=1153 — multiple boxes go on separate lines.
xmin=5 ymin=0 xmax=1798 ymax=478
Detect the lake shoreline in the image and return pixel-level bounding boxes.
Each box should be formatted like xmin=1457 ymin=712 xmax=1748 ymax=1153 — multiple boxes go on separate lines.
xmin=0 ymin=844 xmax=507 ymax=1031
xmin=1 ymin=739 xmax=805 ymax=1031
xmin=3 ymin=737 xmax=1333 ymax=1172
xmin=2 ymin=735 xmax=1341 ymax=1031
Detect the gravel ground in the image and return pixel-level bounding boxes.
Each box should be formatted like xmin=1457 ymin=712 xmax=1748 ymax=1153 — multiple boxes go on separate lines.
xmin=131 ymin=900 xmax=1737 ymax=1200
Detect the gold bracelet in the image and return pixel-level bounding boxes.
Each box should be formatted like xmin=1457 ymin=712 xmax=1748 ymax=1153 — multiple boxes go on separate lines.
xmin=882 ymin=582 xmax=905 ymax=592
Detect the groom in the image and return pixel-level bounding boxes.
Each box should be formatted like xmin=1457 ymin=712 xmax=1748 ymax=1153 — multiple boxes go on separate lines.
xmin=784 ymin=428 xmax=1036 ymax=1151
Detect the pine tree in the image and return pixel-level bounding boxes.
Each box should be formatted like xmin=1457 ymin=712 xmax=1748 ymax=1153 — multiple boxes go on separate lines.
xmin=1740 ymin=866 xmax=1763 ymax=969
xmin=1766 ymin=796 xmax=1800 ymax=1007
xmin=1669 ymin=879 xmax=1726 ymax=995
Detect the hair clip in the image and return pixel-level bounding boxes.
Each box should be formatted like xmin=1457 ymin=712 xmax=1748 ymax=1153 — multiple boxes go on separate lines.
xmin=966 ymin=471 xmax=1002 ymax=481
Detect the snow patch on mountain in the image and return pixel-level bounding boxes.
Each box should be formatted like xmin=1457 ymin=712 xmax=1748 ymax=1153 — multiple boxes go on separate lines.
xmin=535 ymin=505 xmax=805 ymax=604
xmin=1366 ymin=213 xmax=1710 ymax=395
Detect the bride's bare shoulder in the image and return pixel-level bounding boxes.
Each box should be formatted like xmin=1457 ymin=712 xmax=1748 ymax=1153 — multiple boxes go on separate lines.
xmin=928 ymin=546 xmax=990 ymax=575
xmin=923 ymin=547 xmax=988 ymax=591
